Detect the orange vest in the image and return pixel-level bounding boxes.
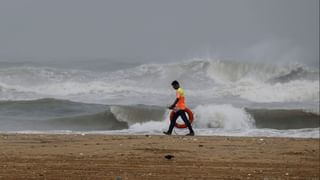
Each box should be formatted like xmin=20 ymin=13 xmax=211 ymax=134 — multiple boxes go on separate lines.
xmin=176 ymin=88 xmax=186 ymax=110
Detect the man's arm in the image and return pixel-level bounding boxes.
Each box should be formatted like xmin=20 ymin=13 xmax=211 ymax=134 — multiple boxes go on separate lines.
xmin=169 ymin=98 xmax=179 ymax=109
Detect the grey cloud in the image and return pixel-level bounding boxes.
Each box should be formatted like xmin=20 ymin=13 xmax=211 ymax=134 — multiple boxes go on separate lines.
xmin=0 ymin=0 xmax=318 ymax=66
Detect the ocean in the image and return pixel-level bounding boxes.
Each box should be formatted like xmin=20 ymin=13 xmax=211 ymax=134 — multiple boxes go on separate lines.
xmin=0 ymin=59 xmax=319 ymax=138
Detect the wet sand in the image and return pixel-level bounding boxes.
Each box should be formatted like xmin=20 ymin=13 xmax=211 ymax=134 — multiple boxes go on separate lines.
xmin=0 ymin=134 xmax=319 ymax=180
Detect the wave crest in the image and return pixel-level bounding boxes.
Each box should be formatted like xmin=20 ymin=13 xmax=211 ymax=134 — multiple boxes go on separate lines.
xmin=193 ymin=104 xmax=255 ymax=129
xmin=0 ymin=59 xmax=318 ymax=104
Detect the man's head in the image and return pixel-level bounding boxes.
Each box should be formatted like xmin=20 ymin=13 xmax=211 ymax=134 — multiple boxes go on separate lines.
xmin=171 ymin=80 xmax=180 ymax=90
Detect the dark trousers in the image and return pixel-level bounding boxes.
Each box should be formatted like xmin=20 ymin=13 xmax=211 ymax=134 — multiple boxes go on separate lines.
xmin=168 ymin=110 xmax=194 ymax=133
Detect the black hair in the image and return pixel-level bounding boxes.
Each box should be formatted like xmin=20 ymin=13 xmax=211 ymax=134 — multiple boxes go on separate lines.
xmin=171 ymin=80 xmax=179 ymax=86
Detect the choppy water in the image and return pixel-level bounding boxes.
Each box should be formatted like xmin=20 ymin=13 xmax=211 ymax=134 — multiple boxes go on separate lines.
xmin=0 ymin=59 xmax=319 ymax=138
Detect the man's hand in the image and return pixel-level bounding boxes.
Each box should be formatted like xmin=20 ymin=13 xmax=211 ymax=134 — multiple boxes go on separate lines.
xmin=168 ymin=98 xmax=178 ymax=110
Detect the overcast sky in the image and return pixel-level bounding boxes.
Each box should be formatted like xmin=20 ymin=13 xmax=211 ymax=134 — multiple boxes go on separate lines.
xmin=0 ymin=0 xmax=318 ymax=65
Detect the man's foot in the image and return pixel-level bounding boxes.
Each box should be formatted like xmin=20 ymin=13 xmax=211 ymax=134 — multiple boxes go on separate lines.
xmin=163 ymin=131 xmax=172 ymax=135
xmin=186 ymin=132 xmax=195 ymax=136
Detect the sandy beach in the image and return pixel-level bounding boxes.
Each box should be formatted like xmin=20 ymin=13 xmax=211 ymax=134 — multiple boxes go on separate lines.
xmin=0 ymin=134 xmax=319 ymax=180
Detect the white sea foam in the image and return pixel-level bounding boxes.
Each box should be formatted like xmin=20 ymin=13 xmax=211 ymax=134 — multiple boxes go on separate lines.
xmin=2 ymin=128 xmax=318 ymax=138
xmin=230 ymin=80 xmax=319 ymax=103
xmin=0 ymin=59 xmax=318 ymax=108
xmin=205 ymin=59 xmax=287 ymax=82
xmin=127 ymin=104 xmax=255 ymax=133
xmin=0 ymin=98 xmax=318 ymax=138
xmin=192 ymin=104 xmax=255 ymax=129
xmin=0 ymin=59 xmax=319 ymax=138
xmin=129 ymin=120 xmax=168 ymax=133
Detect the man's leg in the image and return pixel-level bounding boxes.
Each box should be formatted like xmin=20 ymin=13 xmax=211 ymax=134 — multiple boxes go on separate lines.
xmin=179 ymin=110 xmax=194 ymax=134
xmin=165 ymin=111 xmax=180 ymax=134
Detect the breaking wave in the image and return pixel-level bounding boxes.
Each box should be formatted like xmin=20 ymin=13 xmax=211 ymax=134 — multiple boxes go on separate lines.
xmin=0 ymin=59 xmax=319 ymax=138
xmin=0 ymin=99 xmax=318 ymax=133
xmin=0 ymin=59 xmax=318 ymax=106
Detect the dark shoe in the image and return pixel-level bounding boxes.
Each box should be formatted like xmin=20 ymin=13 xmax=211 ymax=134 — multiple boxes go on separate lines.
xmin=186 ymin=132 xmax=195 ymax=136
xmin=163 ymin=131 xmax=171 ymax=135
